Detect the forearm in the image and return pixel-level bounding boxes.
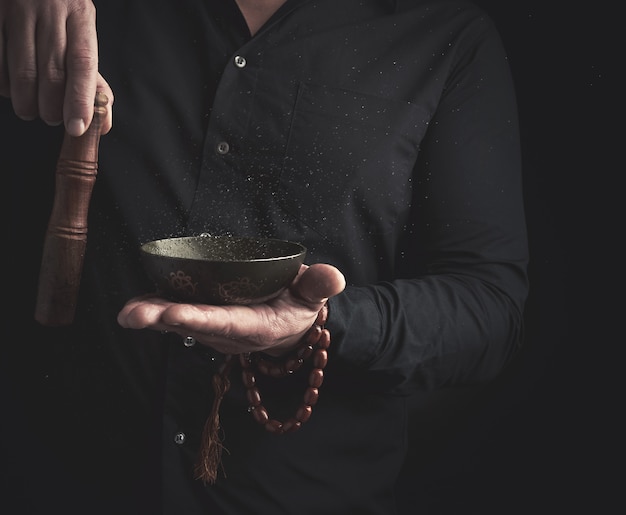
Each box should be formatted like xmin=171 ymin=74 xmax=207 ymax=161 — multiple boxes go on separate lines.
xmin=328 ymin=264 xmax=526 ymax=394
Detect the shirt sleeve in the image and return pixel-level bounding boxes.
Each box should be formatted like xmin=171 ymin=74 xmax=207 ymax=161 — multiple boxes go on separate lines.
xmin=326 ymin=15 xmax=529 ymax=394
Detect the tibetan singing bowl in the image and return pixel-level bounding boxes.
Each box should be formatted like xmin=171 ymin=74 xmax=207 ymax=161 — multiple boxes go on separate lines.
xmin=140 ymin=235 xmax=307 ymax=305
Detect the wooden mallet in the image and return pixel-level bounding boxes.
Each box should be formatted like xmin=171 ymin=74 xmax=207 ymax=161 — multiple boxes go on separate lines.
xmin=35 ymin=92 xmax=108 ymax=326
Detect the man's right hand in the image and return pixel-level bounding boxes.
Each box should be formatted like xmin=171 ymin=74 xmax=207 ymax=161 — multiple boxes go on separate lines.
xmin=0 ymin=0 xmax=113 ymax=136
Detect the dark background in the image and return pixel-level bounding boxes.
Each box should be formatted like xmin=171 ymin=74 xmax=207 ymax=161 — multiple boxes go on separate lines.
xmin=397 ymin=2 xmax=618 ymax=513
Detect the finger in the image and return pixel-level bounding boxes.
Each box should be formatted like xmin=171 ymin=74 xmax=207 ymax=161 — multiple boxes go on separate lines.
xmin=6 ymin=8 xmax=38 ymax=120
xmin=117 ymin=295 xmax=173 ymax=329
xmin=291 ymin=263 xmax=346 ymax=304
xmin=119 ymin=300 xmax=261 ymax=353
xmin=96 ymin=73 xmax=114 ymax=134
xmin=158 ymin=304 xmax=275 ymax=353
xmin=64 ymin=4 xmax=98 ymax=136
xmin=36 ymin=15 xmax=66 ymax=125
xmin=159 ymin=303 xmax=253 ymax=337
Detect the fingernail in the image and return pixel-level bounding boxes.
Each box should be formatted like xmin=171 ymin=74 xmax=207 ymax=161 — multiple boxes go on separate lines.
xmin=67 ymin=118 xmax=85 ymax=136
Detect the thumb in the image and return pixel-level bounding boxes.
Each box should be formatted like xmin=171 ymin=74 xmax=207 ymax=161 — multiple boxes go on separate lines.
xmin=291 ymin=263 xmax=346 ymax=304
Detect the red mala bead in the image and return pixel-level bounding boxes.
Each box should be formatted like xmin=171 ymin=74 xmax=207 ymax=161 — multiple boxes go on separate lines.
xmin=239 ymin=304 xmax=330 ymax=433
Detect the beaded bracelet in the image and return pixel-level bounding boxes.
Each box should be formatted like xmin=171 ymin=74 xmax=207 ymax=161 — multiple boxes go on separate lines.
xmin=195 ymin=303 xmax=330 ymax=484
xmin=240 ymin=303 xmax=330 ymax=434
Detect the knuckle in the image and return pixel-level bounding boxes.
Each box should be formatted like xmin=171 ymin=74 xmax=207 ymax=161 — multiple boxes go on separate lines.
xmin=40 ymin=65 xmax=66 ymax=85
xmin=67 ymin=53 xmax=98 ymax=72
xmin=12 ymin=66 xmax=38 ymax=84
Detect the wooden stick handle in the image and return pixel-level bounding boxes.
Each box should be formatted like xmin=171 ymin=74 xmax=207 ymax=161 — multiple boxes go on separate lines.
xmin=35 ymin=92 xmax=108 ymax=326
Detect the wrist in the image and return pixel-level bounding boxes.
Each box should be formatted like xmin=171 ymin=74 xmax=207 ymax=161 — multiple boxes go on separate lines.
xmin=251 ymin=302 xmax=330 ymax=375
xmin=262 ymin=302 xmax=329 ymax=359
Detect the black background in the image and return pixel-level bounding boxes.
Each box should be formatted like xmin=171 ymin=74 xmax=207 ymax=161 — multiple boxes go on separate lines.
xmin=397 ymin=2 xmax=618 ymax=513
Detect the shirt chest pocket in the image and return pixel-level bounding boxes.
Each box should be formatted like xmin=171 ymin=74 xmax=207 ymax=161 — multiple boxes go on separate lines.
xmin=278 ymin=83 xmax=430 ymax=240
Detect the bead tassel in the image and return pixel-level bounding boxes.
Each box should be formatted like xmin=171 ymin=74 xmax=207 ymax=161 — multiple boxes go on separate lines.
xmin=194 ymin=355 xmax=233 ymax=484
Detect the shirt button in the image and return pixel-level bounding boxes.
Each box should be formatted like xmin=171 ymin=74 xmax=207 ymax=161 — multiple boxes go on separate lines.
xmin=216 ymin=141 xmax=230 ymax=155
xmin=234 ymin=55 xmax=247 ymax=68
xmin=183 ymin=336 xmax=196 ymax=347
xmin=174 ymin=432 xmax=186 ymax=445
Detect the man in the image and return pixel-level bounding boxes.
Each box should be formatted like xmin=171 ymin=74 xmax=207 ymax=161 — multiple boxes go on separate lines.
xmin=2 ymin=1 xmax=528 ymax=513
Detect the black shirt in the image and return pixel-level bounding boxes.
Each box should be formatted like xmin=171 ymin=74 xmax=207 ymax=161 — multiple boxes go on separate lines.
xmin=3 ymin=0 xmax=528 ymax=513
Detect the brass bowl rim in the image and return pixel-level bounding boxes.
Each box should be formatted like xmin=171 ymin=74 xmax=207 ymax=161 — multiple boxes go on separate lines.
xmin=140 ymin=235 xmax=307 ymax=264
